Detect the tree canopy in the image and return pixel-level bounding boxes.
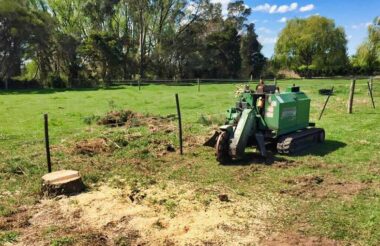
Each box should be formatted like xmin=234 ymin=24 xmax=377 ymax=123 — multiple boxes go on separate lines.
xmin=351 ymin=16 xmax=380 ymax=75
xmin=0 ymin=0 xmax=267 ymax=88
xmin=1 ymin=0 xmax=378 ymax=88
xmin=274 ymin=16 xmax=348 ymax=77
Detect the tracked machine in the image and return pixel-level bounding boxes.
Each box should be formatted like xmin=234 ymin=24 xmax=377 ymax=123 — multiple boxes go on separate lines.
xmin=205 ymin=83 xmax=325 ymax=163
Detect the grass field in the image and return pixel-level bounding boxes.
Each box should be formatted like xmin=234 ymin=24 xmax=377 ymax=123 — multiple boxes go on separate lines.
xmin=0 ymin=79 xmax=379 ymax=245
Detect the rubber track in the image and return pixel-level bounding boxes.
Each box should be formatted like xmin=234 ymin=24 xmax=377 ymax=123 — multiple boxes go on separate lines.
xmin=277 ymin=128 xmax=324 ymax=154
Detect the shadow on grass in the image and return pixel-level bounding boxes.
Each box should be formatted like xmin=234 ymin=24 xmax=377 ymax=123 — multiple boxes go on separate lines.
xmin=221 ymin=151 xmax=291 ymax=166
xmin=295 ymin=140 xmax=346 ymax=157
xmin=221 ymin=140 xmax=346 ymax=166
xmin=0 ymin=86 xmax=127 ymax=95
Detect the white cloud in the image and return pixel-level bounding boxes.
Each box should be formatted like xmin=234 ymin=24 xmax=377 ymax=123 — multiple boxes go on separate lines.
xmin=252 ymin=2 xmax=298 ymax=14
xmin=269 ymin=5 xmax=277 ymax=13
xmin=352 ymin=22 xmax=372 ymax=29
xmin=252 ymin=3 xmax=272 ymax=13
xmin=277 ymin=3 xmax=298 ymax=13
xmin=258 ymin=36 xmax=278 ymax=45
xmin=278 ymin=17 xmax=287 ymax=23
xmin=299 ymin=4 xmax=315 ymax=12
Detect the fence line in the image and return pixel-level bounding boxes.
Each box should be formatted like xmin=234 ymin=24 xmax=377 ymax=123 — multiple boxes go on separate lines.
xmin=1 ymin=77 xmax=379 ymax=90
xmin=0 ymin=77 xmax=378 ymax=145
xmin=110 ymin=77 xmax=379 ymax=86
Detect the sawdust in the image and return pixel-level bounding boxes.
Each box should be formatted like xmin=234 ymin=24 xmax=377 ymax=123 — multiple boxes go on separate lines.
xmin=15 ymin=182 xmax=276 ymax=245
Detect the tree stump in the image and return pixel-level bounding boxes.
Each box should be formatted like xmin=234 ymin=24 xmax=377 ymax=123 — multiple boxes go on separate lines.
xmin=42 ymin=170 xmax=85 ymax=196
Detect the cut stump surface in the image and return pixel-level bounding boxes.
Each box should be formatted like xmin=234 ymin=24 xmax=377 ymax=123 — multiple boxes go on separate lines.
xmin=42 ymin=170 xmax=85 ymax=196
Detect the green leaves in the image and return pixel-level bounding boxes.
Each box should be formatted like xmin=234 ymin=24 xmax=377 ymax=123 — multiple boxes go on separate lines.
xmin=353 ymin=16 xmax=380 ymax=75
xmin=275 ymin=16 xmax=348 ymax=77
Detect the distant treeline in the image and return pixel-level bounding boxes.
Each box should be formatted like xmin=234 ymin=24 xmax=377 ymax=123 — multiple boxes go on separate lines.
xmin=0 ymin=1 xmax=379 ymax=89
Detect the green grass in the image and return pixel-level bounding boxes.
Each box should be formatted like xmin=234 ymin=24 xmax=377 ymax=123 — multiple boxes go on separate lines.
xmin=0 ymin=79 xmax=379 ymax=244
xmin=50 ymin=236 xmax=75 ymax=246
xmin=0 ymin=231 xmax=19 ymax=244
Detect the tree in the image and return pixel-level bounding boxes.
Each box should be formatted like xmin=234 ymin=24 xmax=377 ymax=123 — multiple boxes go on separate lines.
xmin=1 ymin=0 xmax=259 ymax=88
xmin=205 ymin=22 xmax=241 ymax=78
xmin=240 ymin=23 xmax=266 ymax=78
xmin=0 ymin=0 xmax=55 ymax=85
xmin=274 ymin=16 xmax=348 ymax=77
xmin=78 ymin=33 xmax=124 ymax=84
xmin=352 ymin=16 xmax=380 ymax=74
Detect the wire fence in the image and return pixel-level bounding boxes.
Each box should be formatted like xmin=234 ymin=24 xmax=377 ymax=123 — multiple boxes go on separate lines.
xmin=110 ymin=76 xmax=380 ymax=85
xmin=0 ymin=114 xmax=184 ymax=147
xmin=0 ymin=76 xmax=378 ymax=147
xmin=1 ymin=76 xmax=379 ymax=90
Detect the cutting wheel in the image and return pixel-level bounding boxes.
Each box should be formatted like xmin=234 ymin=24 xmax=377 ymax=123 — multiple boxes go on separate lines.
xmin=215 ymin=131 xmax=231 ymax=164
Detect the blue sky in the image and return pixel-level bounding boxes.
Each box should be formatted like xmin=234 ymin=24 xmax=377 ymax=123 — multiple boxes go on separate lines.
xmin=212 ymin=0 xmax=380 ymax=57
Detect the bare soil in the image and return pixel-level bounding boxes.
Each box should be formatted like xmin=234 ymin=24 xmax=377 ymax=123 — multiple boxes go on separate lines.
xmin=74 ymin=138 xmax=115 ymax=156
xmin=280 ymin=175 xmax=368 ymax=199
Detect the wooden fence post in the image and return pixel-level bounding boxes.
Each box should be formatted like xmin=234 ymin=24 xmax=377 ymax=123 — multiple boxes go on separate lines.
xmin=197 ymin=78 xmax=200 ymax=92
xmin=175 ymin=94 xmax=183 ymax=155
xmin=138 ymin=79 xmax=141 ymax=91
xmin=368 ymin=80 xmax=376 ymax=109
xmin=368 ymin=77 xmax=373 ymax=95
xmin=347 ymin=79 xmax=356 ymax=114
xmin=318 ymin=86 xmax=334 ymax=120
xmin=44 ymin=114 xmax=52 ymax=173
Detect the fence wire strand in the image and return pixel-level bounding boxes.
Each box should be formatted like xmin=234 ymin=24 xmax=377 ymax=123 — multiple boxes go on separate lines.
xmin=1 ymin=77 xmax=378 ymax=147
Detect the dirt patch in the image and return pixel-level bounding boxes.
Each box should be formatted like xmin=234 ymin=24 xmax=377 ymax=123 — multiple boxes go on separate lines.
xmin=74 ymin=138 xmax=117 ymax=156
xmin=98 ymin=109 xmax=176 ymax=133
xmin=272 ymin=159 xmax=296 ymax=169
xmin=15 ymin=182 xmax=277 ymax=245
xmin=78 ymin=111 xmax=178 ymax=157
xmin=147 ymin=139 xmax=177 ymax=158
xmin=98 ymin=110 xmax=135 ymax=127
xmin=144 ymin=115 xmax=176 ymax=134
xmin=261 ymin=232 xmax=339 ymax=246
xmin=184 ymin=134 xmax=210 ymax=149
xmin=0 ymin=207 xmax=31 ymax=230
xmin=281 ymin=175 xmax=367 ymax=199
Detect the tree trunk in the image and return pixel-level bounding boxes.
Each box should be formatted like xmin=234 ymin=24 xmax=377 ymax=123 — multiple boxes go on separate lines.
xmin=139 ymin=8 xmax=145 ymax=79
xmin=42 ymin=170 xmax=85 ymax=196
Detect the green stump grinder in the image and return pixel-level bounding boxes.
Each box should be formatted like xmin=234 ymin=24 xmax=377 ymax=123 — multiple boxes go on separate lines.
xmin=204 ymin=83 xmax=325 ymax=163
